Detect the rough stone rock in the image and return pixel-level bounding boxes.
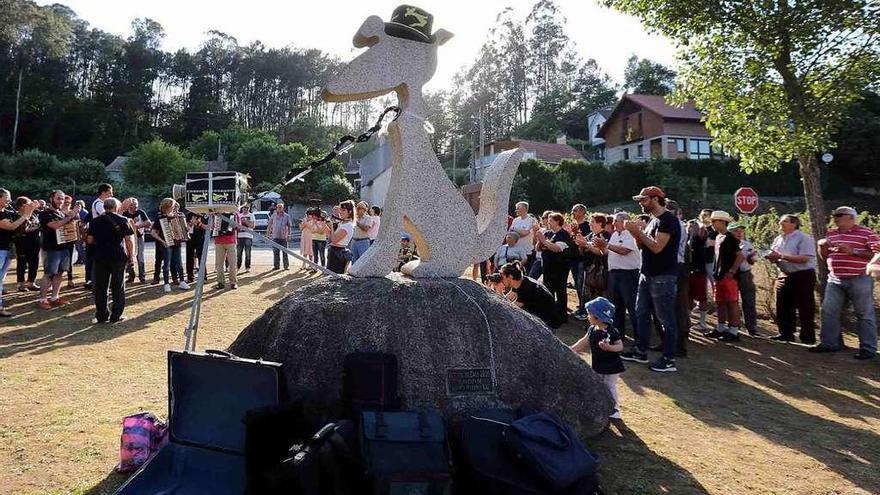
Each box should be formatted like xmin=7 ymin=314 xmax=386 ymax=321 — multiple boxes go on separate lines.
xmin=229 ymin=275 xmax=613 ymax=438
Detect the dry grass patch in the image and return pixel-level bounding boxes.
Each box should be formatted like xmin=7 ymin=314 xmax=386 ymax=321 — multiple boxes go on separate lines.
xmin=1 ymin=261 xmax=878 ymax=494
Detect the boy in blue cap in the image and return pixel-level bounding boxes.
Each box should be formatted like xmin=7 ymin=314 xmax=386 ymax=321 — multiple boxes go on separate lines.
xmin=571 ymin=296 xmax=625 ymax=419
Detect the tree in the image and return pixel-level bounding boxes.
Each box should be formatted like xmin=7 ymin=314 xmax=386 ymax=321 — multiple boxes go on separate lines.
xmin=231 ymin=140 xmax=309 ymax=187
xmin=623 ymin=55 xmax=677 ymax=95
xmin=604 ymin=0 xmax=880 ymax=275
xmin=0 ymin=0 xmax=73 ymax=152
xmin=123 ymin=139 xmax=201 ymax=186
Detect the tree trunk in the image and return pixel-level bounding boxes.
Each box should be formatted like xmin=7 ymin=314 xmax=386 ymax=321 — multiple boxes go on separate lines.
xmin=12 ymin=68 xmax=23 ymax=153
xmin=798 ymin=153 xmax=828 ymax=286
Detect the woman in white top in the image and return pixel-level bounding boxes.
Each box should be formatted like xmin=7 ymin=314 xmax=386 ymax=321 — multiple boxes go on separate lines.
xmin=351 ymin=201 xmax=372 ymax=263
xmin=368 ymin=206 xmax=382 ymax=244
xmin=327 ymin=200 xmax=355 ymax=274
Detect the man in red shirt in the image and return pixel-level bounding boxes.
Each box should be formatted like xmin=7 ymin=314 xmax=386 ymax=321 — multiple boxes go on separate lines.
xmin=811 ymin=206 xmax=880 ymax=359
xmin=213 ymin=212 xmax=240 ymax=289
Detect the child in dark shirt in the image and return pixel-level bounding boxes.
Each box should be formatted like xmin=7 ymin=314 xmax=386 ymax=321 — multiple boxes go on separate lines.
xmin=571 ymin=296 xmax=625 ymax=419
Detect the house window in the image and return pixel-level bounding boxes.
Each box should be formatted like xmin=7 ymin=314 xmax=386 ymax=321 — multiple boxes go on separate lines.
xmin=637 ymin=144 xmax=644 ymax=158
xmin=623 ymin=148 xmax=630 ymax=160
xmin=689 ymin=139 xmax=712 ymax=159
xmin=596 ymin=124 xmax=601 ymax=137
xmin=667 ymin=137 xmax=686 ymax=153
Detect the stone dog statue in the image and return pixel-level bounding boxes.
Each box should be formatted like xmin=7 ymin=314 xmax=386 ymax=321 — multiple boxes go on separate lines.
xmin=322 ymin=7 xmax=523 ymax=278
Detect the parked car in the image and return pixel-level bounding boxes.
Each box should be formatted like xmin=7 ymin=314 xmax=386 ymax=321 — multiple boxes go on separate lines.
xmin=253 ymin=210 xmax=270 ymax=232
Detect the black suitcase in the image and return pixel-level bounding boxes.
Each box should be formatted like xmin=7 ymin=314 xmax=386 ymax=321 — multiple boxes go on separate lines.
xmin=115 ymin=350 xmax=284 ymax=495
xmin=255 ymin=420 xmax=364 ymax=495
xmin=342 ymin=352 xmax=402 ymax=418
xmin=361 ymin=410 xmax=452 ymax=495
xmin=454 ymin=409 xmax=602 ymax=495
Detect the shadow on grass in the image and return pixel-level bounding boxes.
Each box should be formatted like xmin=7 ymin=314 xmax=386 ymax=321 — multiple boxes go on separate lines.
xmin=630 ymin=335 xmax=879 ymax=493
xmin=81 ymin=471 xmax=128 ymax=495
xmin=0 ymin=267 xmax=314 ymax=358
xmin=593 ymin=420 xmax=709 ymax=494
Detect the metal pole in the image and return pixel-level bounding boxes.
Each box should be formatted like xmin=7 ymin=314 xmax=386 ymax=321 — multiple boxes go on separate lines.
xmin=183 ymin=214 xmax=215 ymax=352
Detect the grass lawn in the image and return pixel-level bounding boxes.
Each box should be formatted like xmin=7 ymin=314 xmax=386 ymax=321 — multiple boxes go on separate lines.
xmin=1 ymin=257 xmax=878 ymax=494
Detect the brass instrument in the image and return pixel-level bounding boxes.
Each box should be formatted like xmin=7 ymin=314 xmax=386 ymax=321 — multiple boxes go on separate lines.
xmin=56 ymin=219 xmax=81 ymax=245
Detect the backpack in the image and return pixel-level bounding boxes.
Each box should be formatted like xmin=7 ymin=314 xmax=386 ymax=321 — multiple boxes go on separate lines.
xmin=115 ymin=412 xmax=168 ymax=473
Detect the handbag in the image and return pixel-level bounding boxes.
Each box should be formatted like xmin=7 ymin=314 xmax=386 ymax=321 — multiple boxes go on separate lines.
xmin=584 ymin=258 xmax=607 ymax=293
xmin=503 ymin=412 xmax=598 ymax=490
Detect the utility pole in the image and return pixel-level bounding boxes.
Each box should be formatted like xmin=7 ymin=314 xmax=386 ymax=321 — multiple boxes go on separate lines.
xmin=452 ymin=138 xmax=456 ymax=188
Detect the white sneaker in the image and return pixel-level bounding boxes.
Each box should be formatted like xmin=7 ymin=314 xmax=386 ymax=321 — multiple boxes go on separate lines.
xmin=178 ymin=281 xmax=190 ymax=290
xmin=163 ymin=284 xmax=172 ymax=293
xmin=610 ymin=409 xmax=621 ymax=419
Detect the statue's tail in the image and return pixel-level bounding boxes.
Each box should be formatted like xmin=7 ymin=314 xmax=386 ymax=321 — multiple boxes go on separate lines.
xmin=471 ymin=148 xmax=524 ymax=263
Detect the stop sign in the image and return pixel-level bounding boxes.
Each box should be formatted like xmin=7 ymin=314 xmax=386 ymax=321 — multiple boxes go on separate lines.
xmin=734 ymin=187 xmax=759 ymax=214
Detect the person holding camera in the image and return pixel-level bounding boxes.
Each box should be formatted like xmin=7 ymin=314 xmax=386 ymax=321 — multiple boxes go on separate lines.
xmin=327 ymin=200 xmax=355 ymax=274
xmin=499 ymin=261 xmax=562 ymax=329
xmin=0 ymin=190 xmax=38 ymax=317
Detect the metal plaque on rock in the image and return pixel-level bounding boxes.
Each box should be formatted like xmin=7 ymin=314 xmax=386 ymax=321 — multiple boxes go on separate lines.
xmin=446 ymin=367 xmax=494 ymax=396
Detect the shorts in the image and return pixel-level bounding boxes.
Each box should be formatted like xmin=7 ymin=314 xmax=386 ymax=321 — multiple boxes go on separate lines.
xmin=44 ymin=249 xmax=70 ymax=276
xmin=714 ymin=277 xmax=739 ymax=302
xmin=688 ymin=273 xmax=707 ymax=303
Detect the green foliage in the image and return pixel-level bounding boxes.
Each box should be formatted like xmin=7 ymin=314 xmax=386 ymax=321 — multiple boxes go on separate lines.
xmin=604 ymin=0 xmax=880 ymax=246
xmin=280 ymin=160 xmax=353 ymax=205
xmin=188 ymin=126 xmax=276 ymax=161
xmin=0 ymin=149 xmax=109 ymax=199
xmin=231 ymin=140 xmax=309 ymax=187
xmin=123 ymin=139 xmax=201 ymax=186
xmin=508 ymin=157 xmax=858 ymax=216
xmin=623 ymin=55 xmax=677 ymax=95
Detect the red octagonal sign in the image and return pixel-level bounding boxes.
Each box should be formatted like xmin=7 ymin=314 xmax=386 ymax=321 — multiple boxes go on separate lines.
xmin=734 ymin=187 xmax=759 ymax=214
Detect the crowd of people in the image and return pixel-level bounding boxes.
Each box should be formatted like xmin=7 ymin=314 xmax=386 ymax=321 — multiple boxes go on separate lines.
xmin=0 ymin=184 xmax=324 ymax=322
xmin=2 ymin=183 xmax=878 ymax=382
xmin=482 ymin=186 xmax=880 ymax=378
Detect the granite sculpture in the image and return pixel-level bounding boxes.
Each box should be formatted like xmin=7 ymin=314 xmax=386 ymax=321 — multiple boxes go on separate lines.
xmin=322 ymin=14 xmax=523 ymax=278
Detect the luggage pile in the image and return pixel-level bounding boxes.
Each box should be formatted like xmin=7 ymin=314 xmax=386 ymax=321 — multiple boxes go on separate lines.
xmin=115 ymin=350 xmax=602 ymax=495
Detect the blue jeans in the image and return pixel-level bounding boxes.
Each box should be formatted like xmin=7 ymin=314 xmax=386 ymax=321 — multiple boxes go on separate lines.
xmin=820 ymin=275 xmax=877 ymax=354
xmin=162 ymin=245 xmax=183 ymax=284
xmin=0 ymin=250 xmax=11 ymax=309
xmin=569 ymin=260 xmax=586 ymax=312
xmin=608 ymin=269 xmax=639 ymax=339
xmin=635 ymin=274 xmax=679 ymax=358
xmin=351 ymin=238 xmax=371 ymax=263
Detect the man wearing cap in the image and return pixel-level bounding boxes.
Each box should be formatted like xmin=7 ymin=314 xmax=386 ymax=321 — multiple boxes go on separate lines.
xmin=729 ymin=222 xmax=759 ymax=336
xmin=811 ymin=206 xmax=879 ymax=359
xmin=707 ymin=211 xmax=745 ymax=341
xmin=621 ymin=186 xmax=681 ymax=373
xmin=766 ymin=214 xmax=817 ymax=344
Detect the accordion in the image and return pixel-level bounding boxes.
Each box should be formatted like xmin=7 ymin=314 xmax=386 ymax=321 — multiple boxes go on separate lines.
xmin=159 ymin=215 xmax=190 ymax=245
xmin=210 ymin=214 xmax=235 ymax=237
xmin=56 ymin=219 xmax=81 ymax=245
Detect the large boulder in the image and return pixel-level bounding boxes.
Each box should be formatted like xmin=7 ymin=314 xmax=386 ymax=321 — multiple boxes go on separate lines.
xmin=229 ymin=275 xmax=613 ymax=437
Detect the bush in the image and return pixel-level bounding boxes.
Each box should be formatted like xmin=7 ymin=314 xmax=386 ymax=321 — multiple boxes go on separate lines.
xmin=123 ymin=139 xmax=202 ymax=187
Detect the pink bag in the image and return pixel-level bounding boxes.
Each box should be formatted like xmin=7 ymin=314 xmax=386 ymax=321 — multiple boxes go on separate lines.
xmin=115 ymin=412 xmax=168 ymax=473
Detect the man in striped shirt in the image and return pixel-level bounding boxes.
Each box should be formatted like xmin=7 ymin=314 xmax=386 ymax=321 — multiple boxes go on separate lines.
xmin=811 ymin=206 xmax=880 ymax=360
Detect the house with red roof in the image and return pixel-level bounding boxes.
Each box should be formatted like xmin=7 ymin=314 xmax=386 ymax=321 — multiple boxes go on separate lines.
xmin=471 ymin=136 xmax=584 ymax=181
xmin=597 ymin=94 xmax=722 ymax=164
